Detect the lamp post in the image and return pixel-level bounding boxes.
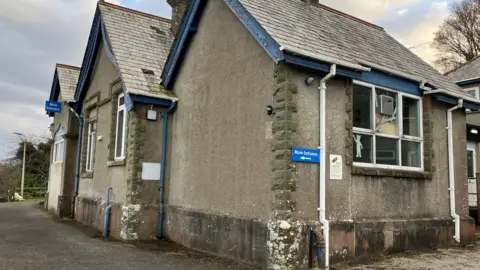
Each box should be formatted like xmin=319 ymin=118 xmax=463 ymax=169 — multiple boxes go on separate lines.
xmin=14 ymin=132 xmax=26 ymax=197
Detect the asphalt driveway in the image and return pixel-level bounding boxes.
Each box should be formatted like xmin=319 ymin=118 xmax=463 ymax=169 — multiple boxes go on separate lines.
xmin=0 ymin=203 xmax=253 ymax=270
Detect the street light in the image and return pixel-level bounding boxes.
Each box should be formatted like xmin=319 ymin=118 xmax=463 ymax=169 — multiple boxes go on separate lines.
xmin=14 ymin=132 xmax=26 ymax=197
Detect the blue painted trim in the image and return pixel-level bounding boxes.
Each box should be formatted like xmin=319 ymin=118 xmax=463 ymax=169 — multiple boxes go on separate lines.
xmin=284 ymin=53 xmax=363 ymax=79
xmin=47 ymin=71 xmax=60 ymax=117
xmin=129 ymin=94 xmax=173 ymax=107
xmin=162 ymin=0 xmax=202 ymax=89
xmin=457 ymin=78 xmax=480 ymax=87
xmin=223 ymin=0 xmax=283 ymax=63
xmin=103 ymin=187 xmax=113 ymax=237
xmin=158 ymin=101 xmax=177 ymax=238
xmin=360 ymin=69 xmax=422 ymax=96
xmin=73 ymin=8 xmax=102 ymax=112
xmin=432 ymin=94 xmax=480 ymax=110
xmin=162 ymin=0 xmax=285 ymax=89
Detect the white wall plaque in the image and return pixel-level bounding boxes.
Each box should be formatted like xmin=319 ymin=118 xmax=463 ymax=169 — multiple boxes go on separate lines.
xmin=329 ymin=155 xmax=343 ymax=180
xmin=142 ymin=163 xmax=161 ymax=180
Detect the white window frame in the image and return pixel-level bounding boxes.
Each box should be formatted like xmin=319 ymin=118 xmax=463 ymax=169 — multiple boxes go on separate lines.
xmin=352 ymin=80 xmax=424 ymax=171
xmin=467 ymin=142 xmax=476 ymax=180
xmin=53 ymin=126 xmax=65 ymax=163
xmin=86 ymin=121 xmax=96 ymax=172
xmin=53 ymin=139 xmax=64 ymax=163
xmin=115 ymin=93 xmax=127 ymax=160
xmin=464 ymin=87 xmax=480 ymax=99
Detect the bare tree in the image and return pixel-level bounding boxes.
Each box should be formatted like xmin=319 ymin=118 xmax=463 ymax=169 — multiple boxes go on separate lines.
xmin=433 ymin=0 xmax=480 ymax=72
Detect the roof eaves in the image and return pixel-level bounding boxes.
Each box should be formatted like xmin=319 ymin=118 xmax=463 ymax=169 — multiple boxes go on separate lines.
xmin=282 ymin=45 xmax=371 ymax=72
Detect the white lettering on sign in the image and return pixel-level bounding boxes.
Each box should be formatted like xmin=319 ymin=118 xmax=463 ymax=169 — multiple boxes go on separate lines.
xmin=294 ymin=149 xmax=319 ymax=156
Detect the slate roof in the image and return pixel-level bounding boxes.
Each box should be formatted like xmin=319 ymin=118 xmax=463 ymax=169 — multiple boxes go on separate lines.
xmin=98 ymin=2 xmax=176 ymax=99
xmin=447 ymin=56 xmax=480 ymax=83
xmin=56 ymin=64 xmax=80 ymax=102
xmin=237 ymin=0 xmax=462 ymax=93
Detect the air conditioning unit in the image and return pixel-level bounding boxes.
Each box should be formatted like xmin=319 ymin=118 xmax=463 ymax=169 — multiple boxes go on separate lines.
xmin=380 ymin=95 xmax=394 ymax=116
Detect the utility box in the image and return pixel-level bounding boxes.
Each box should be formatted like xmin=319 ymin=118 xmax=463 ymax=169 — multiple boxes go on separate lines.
xmin=380 ymin=95 xmax=394 ymax=116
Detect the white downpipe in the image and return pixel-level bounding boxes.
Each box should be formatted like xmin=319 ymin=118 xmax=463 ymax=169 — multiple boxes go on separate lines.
xmin=447 ymin=99 xmax=463 ymax=243
xmin=319 ymin=64 xmax=336 ymax=269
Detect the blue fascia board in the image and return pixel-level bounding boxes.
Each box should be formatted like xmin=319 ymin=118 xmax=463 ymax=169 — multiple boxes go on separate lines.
xmin=284 ymin=53 xmax=363 ymax=79
xmin=433 ymin=94 xmax=480 ymax=111
xmin=360 ymin=69 xmax=422 ymax=96
xmin=457 ymin=78 xmax=480 ymax=87
xmin=129 ymin=94 xmax=173 ymax=107
xmin=162 ymin=0 xmax=203 ymax=89
xmin=162 ymin=0 xmax=284 ymax=89
xmin=47 ymin=71 xmax=60 ymax=117
xmin=223 ymin=0 xmax=283 ymax=63
xmin=73 ymin=8 xmax=102 ymax=113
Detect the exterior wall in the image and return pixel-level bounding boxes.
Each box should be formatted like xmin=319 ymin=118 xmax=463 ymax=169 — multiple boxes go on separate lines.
xmin=289 ymin=65 xmax=474 ymax=263
xmin=165 ymin=0 xmax=272 ymax=265
xmin=76 ymin=43 xmax=126 ymax=236
xmin=461 ymin=82 xmax=480 ymax=126
xmin=47 ymin=93 xmax=78 ymax=217
xmin=75 ymin=42 xmax=167 ymax=240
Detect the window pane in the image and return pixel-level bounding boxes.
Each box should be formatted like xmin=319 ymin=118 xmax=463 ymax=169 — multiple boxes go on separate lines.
xmin=116 ymin=110 xmax=124 ymax=157
xmin=376 ymin=136 xmax=399 ymax=165
xmin=353 ymin=133 xmax=373 ymax=163
xmin=119 ymin=96 xmax=125 ymax=106
xmin=375 ymin=89 xmax=398 ymax=136
xmin=403 ymin=97 xmax=420 ymax=137
xmin=401 ymin=140 xmax=421 ymax=168
xmin=353 ymin=84 xmax=372 ymax=129
xmin=466 ymin=89 xmax=478 ymax=99
xmin=468 ymin=150 xmax=475 ymax=178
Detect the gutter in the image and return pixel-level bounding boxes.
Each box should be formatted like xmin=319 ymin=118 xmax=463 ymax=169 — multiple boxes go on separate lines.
xmin=422 ymin=83 xmax=463 ymax=243
xmin=103 ymin=187 xmax=113 ymax=237
xmin=158 ymin=101 xmax=177 ymax=238
xmin=318 ymin=64 xmax=336 ymax=269
xmin=280 ymin=45 xmax=370 ymax=72
xmin=446 ymin=100 xmax=463 ymax=243
xmin=66 ymin=103 xmax=84 ymax=218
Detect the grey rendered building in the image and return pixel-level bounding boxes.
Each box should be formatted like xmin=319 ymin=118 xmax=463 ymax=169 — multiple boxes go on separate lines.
xmin=44 ymin=0 xmax=480 ymax=269
xmin=448 ymin=56 xmax=480 ymax=218
xmin=70 ymin=2 xmax=176 ymax=240
xmin=45 ymin=64 xmax=80 ymax=217
xmin=159 ymin=0 xmax=479 ymax=268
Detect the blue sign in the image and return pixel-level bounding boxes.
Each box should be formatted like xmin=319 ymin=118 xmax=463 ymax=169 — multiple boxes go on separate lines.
xmin=292 ymin=148 xmax=320 ymax=163
xmin=45 ymin=101 xmax=62 ymax=113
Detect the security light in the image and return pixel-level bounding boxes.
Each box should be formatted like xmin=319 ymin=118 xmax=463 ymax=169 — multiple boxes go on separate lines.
xmin=146 ymin=109 xmax=157 ymax=121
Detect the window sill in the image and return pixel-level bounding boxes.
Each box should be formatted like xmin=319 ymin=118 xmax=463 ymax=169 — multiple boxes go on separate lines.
xmin=352 ymin=166 xmax=432 ymax=179
xmin=107 ymin=159 xmax=125 ymax=167
xmin=81 ymin=171 xmax=94 ymax=178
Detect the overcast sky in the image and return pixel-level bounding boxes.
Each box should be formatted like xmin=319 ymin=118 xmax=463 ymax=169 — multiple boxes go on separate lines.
xmin=0 ymin=0 xmax=453 ymax=159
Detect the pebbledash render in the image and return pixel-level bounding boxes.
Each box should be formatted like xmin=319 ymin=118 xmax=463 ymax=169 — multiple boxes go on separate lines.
xmin=45 ymin=64 xmax=80 ymax=217
xmin=159 ymin=0 xmax=479 ymax=268
xmin=43 ymin=0 xmax=480 ymax=269
xmin=447 ymin=56 xmax=480 ymax=222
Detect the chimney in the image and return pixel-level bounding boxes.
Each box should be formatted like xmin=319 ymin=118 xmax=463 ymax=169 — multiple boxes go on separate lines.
xmin=168 ymin=0 xmax=190 ymax=35
xmin=302 ymin=0 xmax=319 ymax=6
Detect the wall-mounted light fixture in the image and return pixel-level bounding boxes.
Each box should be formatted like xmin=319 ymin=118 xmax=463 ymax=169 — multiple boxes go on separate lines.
xmin=471 ymin=128 xmax=478 ymax=135
xmin=146 ymin=109 xmax=158 ymax=121
xmin=267 ymin=105 xmax=274 ymax=116
xmin=305 ymin=77 xmax=315 ymax=85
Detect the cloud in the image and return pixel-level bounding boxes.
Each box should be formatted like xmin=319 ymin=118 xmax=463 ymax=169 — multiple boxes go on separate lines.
xmin=320 ymin=0 xmax=452 ymax=66
xmin=0 ymin=0 xmax=170 ymax=160
xmin=0 ymin=0 xmax=454 ymax=160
